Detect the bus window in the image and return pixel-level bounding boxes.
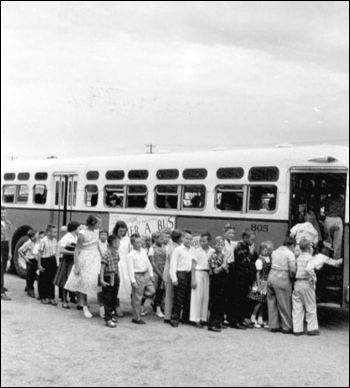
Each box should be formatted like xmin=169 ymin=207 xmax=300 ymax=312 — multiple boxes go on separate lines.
xmin=126 ymin=185 xmax=148 ymax=208
xmin=182 ymin=185 xmax=206 ymax=210
xmin=183 ymin=169 xmax=208 ymax=180
xmin=18 ymin=173 xmax=30 ymax=181
xmin=216 ymin=185 xmax=244 ymax=212
xmin=217 ymin=168 xmax=244 ymax=180
xmin=4 ymin=173 xmax=16 ymax=181
xmin=155 ymin=185 xmax=179 ymax=209
xmin=249 ymin=167 xmax=279 ymax=182
xmin=35 ymin=172 xmax=48 ymax=181
xmin=248 ymin=185 xmax=277 ymax=212
xmin=106 ymin=170 xmax=125 ymax=180
xmin=105 ymin=185 xmax=125 ymax=208
xmin=16 ymin=185 xmax=29 ymax=204
xmin=156 ymin=169 xmax=179 ymax=180
xmin=33 ymin=185 xmax=47 ymax=205
xmin=128 ymin=170 xmax=149 ymax=180
xmin=85 ymin=185 xmax=99 ymax=207
xmin=68 ymin=181 xmax=78 ymax=207
xmin=2 ymin=185 xmax=15 ymax=204
xmin=87 ymin=171 xmax=100 ymax=181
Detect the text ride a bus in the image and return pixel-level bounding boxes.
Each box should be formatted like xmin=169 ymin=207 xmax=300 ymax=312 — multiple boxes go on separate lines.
xmin=1 ymin=145 xmax=349 ymax=308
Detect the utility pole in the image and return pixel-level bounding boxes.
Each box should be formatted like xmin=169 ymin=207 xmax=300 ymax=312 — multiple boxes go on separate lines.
xmin=145 ymin=144 xmax=156 ymax=154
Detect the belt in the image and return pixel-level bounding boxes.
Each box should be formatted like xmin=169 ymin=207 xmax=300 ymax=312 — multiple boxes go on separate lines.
xmin=271 ymin=268 xmax=289 ymax=273
xmin=295 ymin=278 xmax=310 ymax=282
xmin=196 ymin=269 xmax=209 ymax=272
xmin=134 ymin=271 xmax=147 ymax=275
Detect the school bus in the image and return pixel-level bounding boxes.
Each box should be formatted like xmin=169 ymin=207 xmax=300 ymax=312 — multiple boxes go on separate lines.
xmin=1 ymin=145 xmax=349 ymax=308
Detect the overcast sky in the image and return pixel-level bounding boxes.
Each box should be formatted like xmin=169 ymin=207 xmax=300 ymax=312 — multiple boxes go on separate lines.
xmin=1 ymin=1 xmax=349 ymax=160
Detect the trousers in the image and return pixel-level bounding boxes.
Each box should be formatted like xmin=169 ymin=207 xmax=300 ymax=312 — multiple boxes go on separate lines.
xmin=171 ymin=271 xmax=192 ymax=323
xmin=1 ymin=241 xmax=9 ymax=294
xmin=131 ymin=273 xmax=155 ymax=321
xmin=26 ymin=259 xmax=38 ymax=293
xmin=164 ymin=281 xmax=174 ymax=320
xmin=38 ymin=256 xmax=58 ymax=300
xmin=99 ymin=274 xmax=120 ymax=322
xmin=190 ymin=271 xmax=210 ymax=323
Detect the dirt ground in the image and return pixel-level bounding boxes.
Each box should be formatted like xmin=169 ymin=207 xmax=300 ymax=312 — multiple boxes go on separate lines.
xmin=1 ymin=274 xmax=349 ymax=388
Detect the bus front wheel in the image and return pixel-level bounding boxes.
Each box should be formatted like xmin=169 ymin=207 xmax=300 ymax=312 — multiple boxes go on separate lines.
xmin=13 ymin=236 xmax=29 ymax=279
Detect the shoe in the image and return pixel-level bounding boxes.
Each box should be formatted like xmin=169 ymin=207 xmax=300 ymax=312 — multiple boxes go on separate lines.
xmin=28 ymin=292 xmax=36 ymax=299
xmin=151 ymin=302 xmax=157 ymax=313
xmin=307 ymin=330 xmax=321 ymax=336
xmin=164 ymin=319 xmax=171 ymax=324
xmin=156 ymin=311 xmax=165 ymax=319
xmin=77 ymin=305 xmax=83 ymax=311
xmin=83 ymin=308 xmax=93 ymax=319
xmin=49 ymin=300 xmax=58 ymax=306
xmin=106 ymin=320 xmax=117 ymax=328
xmin=1 ymin=293 xmax=11 ymax=301
xmin=70 ymin=297 xmax=78 ymax=304
xmin=62 ymin=303 xmax=70 ymax=310
xmin=132 ymin=319 xmax=146 ymax=325
xmin=229 ymin=323 xmax=247 ymax=330
xmin=140 ymin=310 xmax=148 ymax=317
xmin=294 ymin=332 xmax=304 ymax=337
xmin=241 ymin=322 xmax=254 ymax=329
xmin=180 ymin=320 xmax=190 ymax=325
xmin=282 ymin=330 xmax=293 ymax=335
xmin=111 ymin=317 xmax=118 ymax=323
xmin=262 ymin=323 xmax=269 ymax=329
xmin=193 ymin=322 xmax=205 ymax=329
xmin=200 ymin=321 xmax=208 ymax=327
xmin=254 ymin=323 xmax=262 ymax=328
xmin=24 ymin=286 xmax=28 ymax=293
xmin=270 ymin=329 xmax=281 ymax=333
xmin=3 ymin=288 xmax=8 ymax=293
xmin=41 ymin=299 xmax=50 ymax=305
xmin=115 ymin=307 xmax=124 ymax=318
xmin=221 ymin=324 xmax=228 ymax=330
xmin=170 ymin=321 xmax=179 ymax=328
xmin=208 ymin=326 xmax=221 ymax=333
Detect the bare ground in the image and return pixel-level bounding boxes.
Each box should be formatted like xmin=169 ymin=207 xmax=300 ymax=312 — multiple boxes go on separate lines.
xmin=1 ymin=274 xmax=349 ymax=387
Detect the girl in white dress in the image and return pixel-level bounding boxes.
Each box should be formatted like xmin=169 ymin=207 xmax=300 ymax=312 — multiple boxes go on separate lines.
xmin=113 ymin=221 xmax=131 ymax=315
xmin=65 ymin=215 xmax=102 ymax=319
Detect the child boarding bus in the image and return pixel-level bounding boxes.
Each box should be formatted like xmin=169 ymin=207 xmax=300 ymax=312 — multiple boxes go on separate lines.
xmin=1 ymin=145 xmax=349 ymax=308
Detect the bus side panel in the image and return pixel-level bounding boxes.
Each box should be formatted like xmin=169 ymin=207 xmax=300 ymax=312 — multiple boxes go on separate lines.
xmin=344 ymin=223 xmax=349 ymax=308
xmin=176 ymin=216 xmax=290 ymax=249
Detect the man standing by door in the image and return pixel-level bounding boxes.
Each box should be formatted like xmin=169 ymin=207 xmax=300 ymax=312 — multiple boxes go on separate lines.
xmin=322 ymin=184 xmax=345 ymax=260
xmin=1 ymin=206 xmax=12 ymax=301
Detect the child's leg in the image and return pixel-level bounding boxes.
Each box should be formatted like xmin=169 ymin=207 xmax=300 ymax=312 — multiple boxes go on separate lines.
xmin=190 ymin=272 xmax=201 ymax=323
xmin=251 ymin=302 xmax=261 ymax=322
xmin=47 ymin=257 xmax=57 ymax=301
xmin=132 ymin=275 xmax=146 ymax=321
xmin=292 ymin=282 xmax=305 ymax=334
xmin=164 ymin=282 xmax=174 ymax=321
xmin=182 ymin=272 xmax=192 ymax=323
xmin=304 ymin=284 xmax=319 ymax=333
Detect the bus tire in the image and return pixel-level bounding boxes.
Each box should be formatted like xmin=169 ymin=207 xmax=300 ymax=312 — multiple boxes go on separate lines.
xmin=13 ymin=236 xmax=29 ymax=279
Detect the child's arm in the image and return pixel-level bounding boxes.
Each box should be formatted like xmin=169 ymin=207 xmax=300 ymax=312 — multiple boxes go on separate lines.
xmin=18 ymin=241 xmax=30 ymax=264
xmin=100 ymin=263 xmax=109 ymax=288
xmin=170 ymin=249 xmax=180 ymax=286
xmin=306 ymin=254 xmax=343 ymax=273
xmin=191 ymin=259 xmax=197 ymax=289
xmin=37 ymin=249 xmax=44 ymax=273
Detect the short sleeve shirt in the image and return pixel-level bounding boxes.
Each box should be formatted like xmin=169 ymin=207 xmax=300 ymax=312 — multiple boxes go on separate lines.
xmin=1 ymin=219 xmax=12 ymax=242
xmin=101 ymin=248 xmax=120 ymax=274
xmin=19 ymin=240 xmax=36 ymax=260
xmin=39 ymin=237 xmax=58 ymax=258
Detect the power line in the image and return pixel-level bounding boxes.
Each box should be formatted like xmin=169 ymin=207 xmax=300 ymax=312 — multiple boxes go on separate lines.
xmin=145 ymin=144 xmax=156 ymax=154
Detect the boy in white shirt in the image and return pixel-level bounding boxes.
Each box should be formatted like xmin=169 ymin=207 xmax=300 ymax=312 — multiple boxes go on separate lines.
xmin=127 ymin=234 xmax=155 ymax=325
xmin=170 ymin=230 xmax=196 ymax=328
xmin=290 ymin=210 xmax=319 ymax=247
xmin=190 ymin=232 xmax=215 ymax=328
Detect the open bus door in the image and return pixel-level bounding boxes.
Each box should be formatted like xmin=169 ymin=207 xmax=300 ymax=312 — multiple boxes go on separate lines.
xmin=52 ymin=173 xmax=78 ymax=233
xmin=290 ymin=169 xmax=348 ymax=307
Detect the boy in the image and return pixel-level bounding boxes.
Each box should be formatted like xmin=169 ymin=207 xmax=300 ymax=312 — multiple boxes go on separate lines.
xmin=99 ymin=230 xmax=109 ymax=256
xmin=190 ymin=232 xmax=215 ymax=328
xmin=149 ymin=231 xmax=167 ymax=318
xmin=38 ymin=225 xmax=58 ymax=306
xmin=170 ymin=230 xmax=196 ymax=328
xmin=163 ymin=229 xmax=183 ymax=324
xmin=208 ymin=236 xmax=229 ymax=333
xmin=18 ymin=229 xmax=38 ymax=298
xmin=100 ymin=234 xmax=121 ymax=329
xmin=127 ymin=234 xmax=155 ymax=325
xmin=293 ymin=237 xmax=343 ymax=336
xmin=290 ymin=210 xmax=319 ymax=247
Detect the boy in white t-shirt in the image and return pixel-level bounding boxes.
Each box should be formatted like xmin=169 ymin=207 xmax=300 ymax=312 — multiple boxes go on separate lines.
xmin=290 ymin=210 xmax=319 ymax=247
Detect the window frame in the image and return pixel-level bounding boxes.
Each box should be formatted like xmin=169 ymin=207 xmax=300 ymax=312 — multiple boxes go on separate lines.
xmin=35 ymin=172 xmax=48 ymax=181
xmin=33 ymin=184 xmax=48 ymax=205
xmin=248 ymin=166 xmax=280 ymax=182
xmin=86 ymin=171 xmax=100 ymax=181
xmin=4 ymin=173 xmax=16 ymax=181
xmin=247 ymin=184 xmax=279 ymax=213
xmin=105 ymin=170 xmax=125 ymax=181
xmin=2 ymin=185 xmax=16 ymax=204
xmin=85 ymin=184 xmax=99 ymax=208
xmin=181 ymin=185 xmax=207 ymax=211
xmin=154 ymin=185 xmax=180 ymax=210
xmin=215 ymin=185 xmax=247 ymax=213
xmin=126 ymin=185 xmax=148 ymax=209
xmin=128 ymin=170 xmax=149 ymax=181
xmin=216 ymin=167 xmax=244 ymax=180
xmin=104 ymin=185 xmax=126 ymax=208
xmin=156 ymin=169 xmax=180 ymax=180
xmin=183 ymin=168 xmax=208 ymax=180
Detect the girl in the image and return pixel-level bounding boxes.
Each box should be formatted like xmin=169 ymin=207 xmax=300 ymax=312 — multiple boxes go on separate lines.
xmin=248 ymin=242 xmax=272 ymax=328
xmin=65 ymin=215 xmax=102 ymax=319
xmin=113 ymin=221 xmax=131 ymax=317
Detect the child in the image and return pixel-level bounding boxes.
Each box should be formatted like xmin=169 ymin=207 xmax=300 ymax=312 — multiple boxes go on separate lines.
xmin=163 ymin=229 xmax=183 ymax=324
xmin=208 ymin=236 xmax=229 ymax=333
xmin=248 ymin=242 xmax=272 ymax=328
xmin=140 ymin=235 xmax=152 ymax=316
xmin=149 ymin=232 xmax=167 ymax=318
xmin=18 ymin=229 xmax=38 ymax=298
xmin=53 ymin=221 xmax=80 ymax=309
xmin=290 ymin=210 xmax=319 ymax=247
xmin=38 ymin=225 xmax=58 ymax=305
xmin=100 ymin=234 xmax=121 ymax=329
xmin=127 ymin=234 xmax=155 ymax=325
xmin=190 ymin=232 xmax=215 ymax=329
xmin=99 ymin=230 xmax=109 ymax=256
xmin=170 ymin=230 xmax=196 ymax=328
xmin=293 ymin=237 xmax=343 ymax=336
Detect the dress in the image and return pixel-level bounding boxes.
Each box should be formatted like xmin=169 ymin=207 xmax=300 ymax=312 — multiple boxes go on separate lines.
xmin=53 ymin=233 xmax=77 ymax=289
xmin=248 ymin=256 xmax=272 ymax=303
xmin=117 ymin=236 xmax=132 ymax=300
xmin=65 ymin=230 xmax=101 ymax=295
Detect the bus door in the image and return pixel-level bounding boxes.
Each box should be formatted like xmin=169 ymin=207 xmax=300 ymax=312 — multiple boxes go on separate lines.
xmin=53 ymin=173 xmax=78 ymax=231
xmin=289 ymin=169 xmax=348 ymax=306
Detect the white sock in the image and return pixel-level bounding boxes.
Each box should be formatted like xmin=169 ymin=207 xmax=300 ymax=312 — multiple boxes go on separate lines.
xmin=100 ymin=306 xmax=105 ymax=318
xmin=83 ymin=306 xmax=93 ymax=319
xmin=156 ymin=307 xmax=164 ymax=317
xmin=251 ymin=315 xmax=256 ymax=323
